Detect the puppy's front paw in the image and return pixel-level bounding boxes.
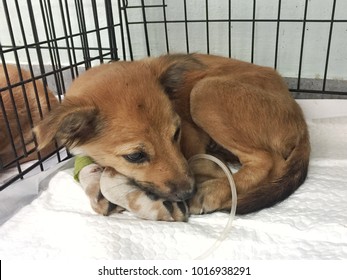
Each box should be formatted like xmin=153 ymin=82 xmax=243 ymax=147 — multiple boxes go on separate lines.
xmin=126 ymin=194 xmax=189 ymax=222
xmin=158 ymin=200 xmax=189 ymax=222
xmin=79 ymin=164 xmax=124 ymax=216
xmin=78 ymin=163 xmax=103 ymax=188
xmin=188 ymin=180 xmax=229 ymax=215
xmin=90 ymin=191 xmax=124 ymax=216
xmin=100 ymin=168 xmax=189 ymax=222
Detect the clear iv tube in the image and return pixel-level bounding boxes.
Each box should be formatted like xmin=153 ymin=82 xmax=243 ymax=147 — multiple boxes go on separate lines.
xmin=188 ymin=154 xmax=238 ymax=259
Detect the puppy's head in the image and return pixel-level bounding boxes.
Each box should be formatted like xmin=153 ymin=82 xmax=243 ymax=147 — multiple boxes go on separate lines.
xmin=34 ymin=59 xmax=196 ymax=201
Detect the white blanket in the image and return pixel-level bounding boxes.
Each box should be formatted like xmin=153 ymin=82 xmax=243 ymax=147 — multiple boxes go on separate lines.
xmin=0 ymin=109 xmax=347 ymax=259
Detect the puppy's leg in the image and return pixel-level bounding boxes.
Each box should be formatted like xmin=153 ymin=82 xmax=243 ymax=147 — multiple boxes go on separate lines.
xmin=189 ymin=77 xmax=280 ymax=214
xmin=78 ymin=164 xmax=124 ymax=216
xmin=100 ymin=167 xmax=189 ymax=222
xmin=188 ymin=159 xmax=232 ymax=214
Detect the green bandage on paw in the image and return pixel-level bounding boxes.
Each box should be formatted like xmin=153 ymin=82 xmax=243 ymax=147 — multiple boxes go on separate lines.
xmin=74 ymin=155 xmax=95 ymax=182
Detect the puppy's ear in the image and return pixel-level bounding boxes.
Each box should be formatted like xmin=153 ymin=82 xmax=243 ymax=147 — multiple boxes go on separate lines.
xmin=33 ymin=100 xmax=102 ymax=150
xmin=159 ymin=60 xmax=188 ymax=96
xmin=159 ymin=54 xmax=205 ymax=98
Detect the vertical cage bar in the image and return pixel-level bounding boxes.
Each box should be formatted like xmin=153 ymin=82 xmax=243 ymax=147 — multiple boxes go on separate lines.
xmin=79 ymin=0 xmax=91 ymax=65
xmin=228 ymin=0 xmax=232 ymax=58
xmin=140 ymin=0 xmax=151 ymax=57
xmin=251 ymin=0 xmax=256 ymax=63
xmin=91 ymin=0 xmax=104 ymax=63
xmin=162 ymin=0 xmax=170 ymax=54
xmin=117 ymin=0 xmax=127 ymax=60
xmin=63 ymin=0 xmax=80 ymax=78
xmin=45 ymin=0 xmax=66 ymax=94
xmin=183 ymin=0 xmax=190 ymax=53
xmin=297 ymin=0 xmax=309 ymax=91
xmin=105 ymin=0 xmax=119 ymax=61
xmin=274 ymin=0 xmax=282 ymax=69
xmin=121 ymin=0 xmax=134 ymax=60
xmin=59 ymin=0 xmax=77 ymax=81
xmin=74 ymin=0 xmax=91 ymax=69
xmin=322 ymin=0 xmax=337 ymax=92
xmin=205 ymin=0 xmax=210 ymax=54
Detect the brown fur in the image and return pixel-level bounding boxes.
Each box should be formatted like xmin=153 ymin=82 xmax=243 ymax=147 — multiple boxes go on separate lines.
xmin=0 ymin=64 xmax=59 ymax=168
xmin=34 ymin=54 xmax=310 ymax=216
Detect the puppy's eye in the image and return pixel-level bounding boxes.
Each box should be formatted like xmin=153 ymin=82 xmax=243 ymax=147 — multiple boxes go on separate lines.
xmin=173 ymin=127 xmax=181 ymax=142
xmin=123 ymin=152 xmax=148 ymax=164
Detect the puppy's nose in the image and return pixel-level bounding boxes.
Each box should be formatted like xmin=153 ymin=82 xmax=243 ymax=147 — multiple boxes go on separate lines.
xmin=175 ymin=189 xmax=194 ymax=201
xmin=166 ymin=179 xmax=195 ymax=201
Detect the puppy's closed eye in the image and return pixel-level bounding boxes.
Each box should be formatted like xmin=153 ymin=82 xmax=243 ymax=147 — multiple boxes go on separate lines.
xmin=123 ymin=151 xmax=149 ymax=164
xmin=173 ymin=126 xmax=181 ymax=143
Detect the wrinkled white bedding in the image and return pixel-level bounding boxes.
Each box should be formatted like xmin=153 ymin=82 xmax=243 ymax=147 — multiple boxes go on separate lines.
xmin=0 ymin=101 xmax=346 ymax=260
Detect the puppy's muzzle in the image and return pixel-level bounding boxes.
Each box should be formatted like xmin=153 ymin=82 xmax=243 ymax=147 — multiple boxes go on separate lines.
xmin=165 ymin=178 xmax=195 ymax=201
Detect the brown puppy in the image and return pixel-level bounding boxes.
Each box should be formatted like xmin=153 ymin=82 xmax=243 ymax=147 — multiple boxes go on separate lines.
xmin=0 ymin=64 xmax=58 ymax=168
xmin=34 ymin=54 xmax=310 ymax=220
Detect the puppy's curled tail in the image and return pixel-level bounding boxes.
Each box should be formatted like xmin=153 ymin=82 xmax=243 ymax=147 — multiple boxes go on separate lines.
xmin=235 ymin=134 xmax=310 ymax=214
